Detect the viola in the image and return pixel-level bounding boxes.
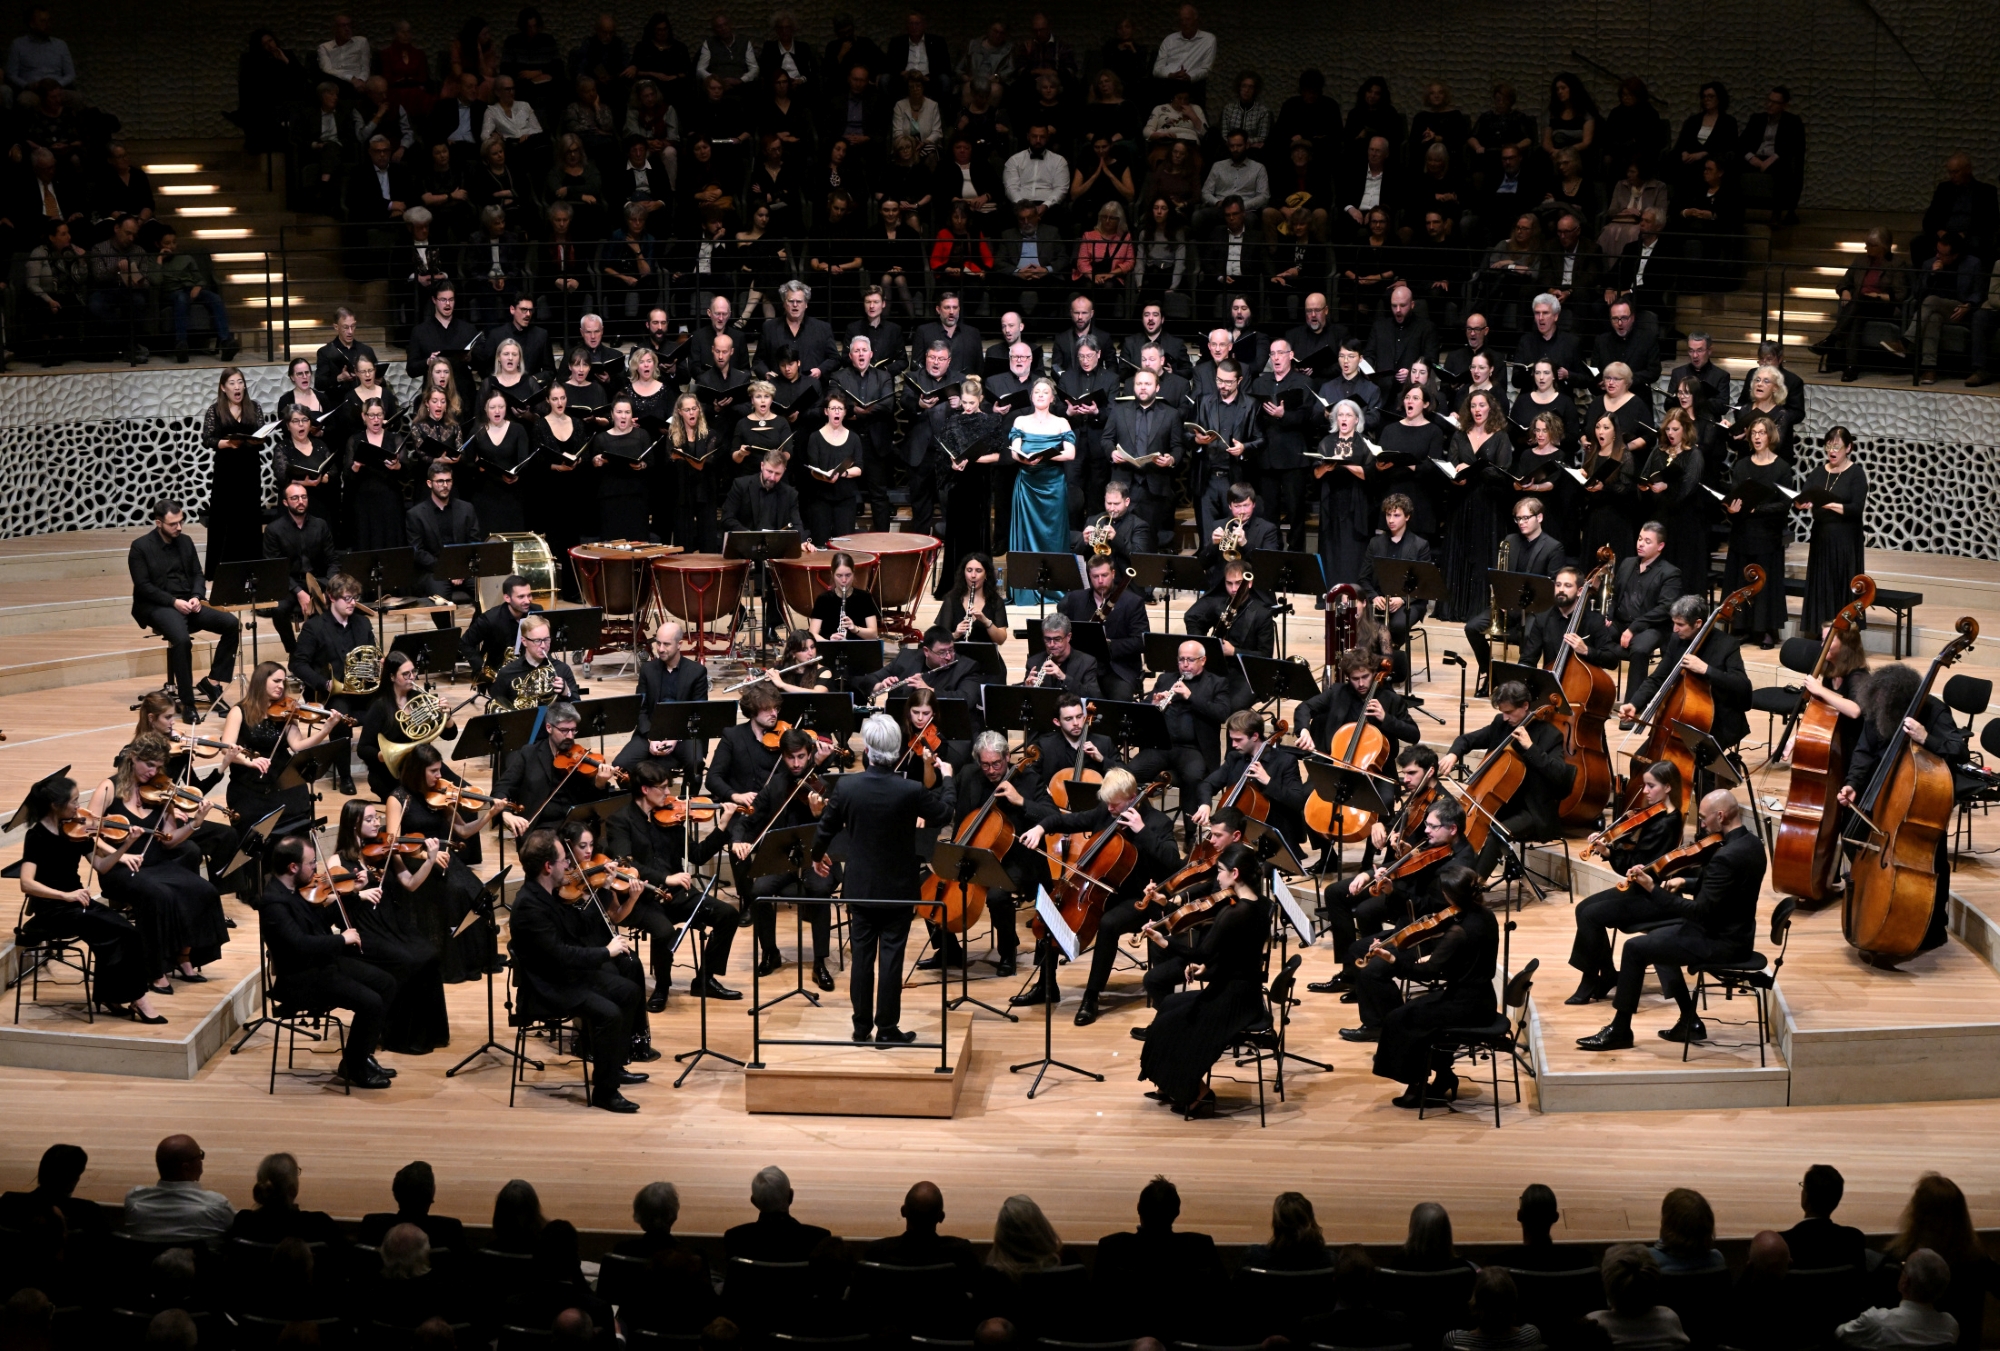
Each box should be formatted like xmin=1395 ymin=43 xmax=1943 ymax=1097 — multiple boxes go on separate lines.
xmin=921 ymin=747 xmax=1040 ymax=935
xmin=1142 ymin=885 xmax=1242 ymax=945
xmin=1550 ymin=546 xmax=1619 ymax=827
xmin=1617 ymin=832 xmax=1724 ymax=891
xmin=1145 ymin=839 xmax=1221 ymax=906
xmin=1771 ymin=573 xmax=1875 ymax=903
xmin=1367 ymin=843 xmax=1457 ymax=896
xmin=1626 ymin=566 xmax=1764 ymax=814
xmin=1581 ymin=799 xmax=1675 ymax=861
xmin=424 ymin=784 xmax=520 ymax=813
xmin=559 ymin=852 xmax=647 ymax=903
xmin=138 ymin=776 xmax=240 ymax=822
xmin=1356 ymin=902 xmax=1464 ymax=967
xmin=358 ymin=834 xmax=432 ymax=862
xmin=652 ymin=794 xmax=723 ymax=826
xmin=273 ymin=695 xmax=346 ymax=726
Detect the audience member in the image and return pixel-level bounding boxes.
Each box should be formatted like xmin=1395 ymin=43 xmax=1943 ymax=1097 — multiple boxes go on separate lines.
xmin=1782 ymin=1165 xmax=1868 ymax=1271
xmin=359 ymin=1160 xmax=470 ymax=1251
xmin=866 ymin=1181 xmax=979 ymax=1271
xmin=227 ymin=1151 xmax=340 ymax=1244
xmin=122 ymin=1134 xmax=235 ymax=1242
xmin=1243 ymin=1191 xmax=1334 ymax=1271
xmin=1837 ymin=1249 xmax=1958 ymax=1349
xmin=1444 ymin=1267 xmax=1547 ymax=1351
xmin=1587 ymin=1244 xmax=1690 ymax=1351
xmin=723 ymin=1165 xmax=833 ymax=1260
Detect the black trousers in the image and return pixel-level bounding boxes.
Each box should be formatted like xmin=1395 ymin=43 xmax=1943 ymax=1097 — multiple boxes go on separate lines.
xmin=905 ymin=454 xmax=940 ymax=537
xmin=1614 ymin=920 xmax=1746 ymax=1019
xmin=1472 ymin=809 xmax=1553 ymax=880
xmin=931 ymin=889 xmax=1019 ymax=961
xmin=1352 ymin=956 xmax=1404 ymax=1029
xmin=1256 ymin=466 xmax=1311 ymax=552
xmin=1082 ymin=897 xmax=1147 ymax=1003
xmin=1127 ymin=745 xmax=1209 ymax=793
xmin=20 ymin=902 xmax=154 ymax=1006
xmin=141 ymin=604 xmax=240 ymax=704
xmin=1610 ymin=627 xmax=1665 ymax=701
xmin=630 ymin=888 xmax=742 ymax=984
xmin=1570 ymin=885 xmax=1682 ymax=985
xmin=1373 ymin=986 xmax=1492 ymax=1087
xmin=857 ymin=424 xmax=896 ymax=532
xmin=283 ymin=957 xmax=398 ymax=1069
xmin=555 ymin=965 xmax=643 ymax=1092
xmin=1463 ymin=609 xmax=1516 ymax=674
xmin=849 ymin=902 xmax=914 ymax=1034
xmin=612 ymin=734 xmax=706 ymax=790
xmin=751 ymin=871 xmax=834 ymax=963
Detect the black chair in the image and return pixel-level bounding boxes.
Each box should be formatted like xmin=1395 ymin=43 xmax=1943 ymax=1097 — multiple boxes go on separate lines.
xmin=238 ymin=1313 xmax=346 ymax=1348
xmin=469 ymin=1247 xmax=537 ymax=1314
xmin=1778 ymin=1263 xmax=1867 ymax=1346
xmin=1374 ymin=1266 xmax=1475 ymax=1348
xmin=1422 ymin=957 xmax=1538 ymax=1126
xmin=850 ymin=1260 xmax=972 ymax=1338
xmin=1505 ymin=1265 xmax=1603 ymax=1345
xmin=723 ymin=1257 xmax=816 ymax=1333
xmin=596 ymin=1248 xmax=654 ymax=1306
xmin=263 ymin=932 xmax=352 ymax=1096
xmin=508 ymin=967 xmax=592 ymax=1108
xmin=9 ymin=891 xmax=93 ymax=1025
xmin=1018 ymin=1263 xmax=1096 ymax=1339
xmin=1233 ymin=1265 xmax=1338 ymax=1339
xmin=1943 ymin=680 xmax=1995 ymax=859
xmin=1226 ymin=953 xmax=1305 ymax=1126
xmin=1683 ymin=898 xmax=1794 ymax=1066
xmin=1654 ymin=1266 xmax=1731 ymax=1349
xmin=1959 ymin=720 xmax=2000 ymax=861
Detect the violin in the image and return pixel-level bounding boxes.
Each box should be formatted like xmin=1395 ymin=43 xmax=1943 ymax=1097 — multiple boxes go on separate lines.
xmin=1141 ymin=884 xmax=1242 ymax=945
xmin=760 ymin=718 xmax=794 ymax=749
xmin=89 ymin=811 xmax=177 ymax=848
xmin=1145 ymin=839 xmax=1221 ymax=906
xmin=358 ymin=834 xmax=433 ymax=862
xmin=1581 ymin=799 xmax=1675 ymax=861
xmin=424 ymin=784 xmax=520 ymax=813
xmin=137 ymin=776 xmax=240 ymax=822
xmin=894 ymin=720 xmax=943 ymax=774
xmin=1356 ymin=901 xmax=1464 ymax=967
xmin=558 ymin=852 xmax=648 ymax=903
xmin=551 ymin=743 xmax=627 ymax=784
xmin=272 ymin=695 xmax=347 ymax=726
xmin=1617 ymin=832 xmax=1724 ymax=891
xmin=760 ymin=718 xmax=854 ymax=766
xmin=1367 ymin=843 xmax=1457 ymax=896
xmin=301 ymin=863 xmax=362 ymax=905
xmin=653 ymin=794 xmax=723 ymax=826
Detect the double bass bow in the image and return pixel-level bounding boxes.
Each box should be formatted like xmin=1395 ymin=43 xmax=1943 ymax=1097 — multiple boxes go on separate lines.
xmin=1771 ymin=573 xmax=1875 ymax=903
xmin=1843 ymin=617 xmax=1978 ymax=961
xmin=1623 ymin=565 xmax=1765 ymax=814
xmin=1035 ymin=774 xmax=1172 ymax=952
xmin=1550 ymin=546 xmax=1619 ymax=827
xmin=919 ymin=746 xmax=1040 ymax=936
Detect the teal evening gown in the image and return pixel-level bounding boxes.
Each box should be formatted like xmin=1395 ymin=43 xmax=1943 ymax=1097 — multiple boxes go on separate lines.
xmin=1008 ymin=423 xmax=1076 ymax=605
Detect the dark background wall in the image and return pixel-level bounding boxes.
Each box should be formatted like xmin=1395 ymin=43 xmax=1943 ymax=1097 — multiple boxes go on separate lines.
xmin=62 ymin=0 xmax=1994 ymax=211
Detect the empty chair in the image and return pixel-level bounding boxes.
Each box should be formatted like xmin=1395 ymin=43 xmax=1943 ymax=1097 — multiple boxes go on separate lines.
xmin=1654 ymin=1267 xmax=1731 ymax=1349
xmin=1376 ymin=1266 xmax=1476 ymax=1348
xmin=1017 ymin=1264 xmax=1096 ymax=1340
xmin=851 ymin=1260 xmax=973 ymax=1338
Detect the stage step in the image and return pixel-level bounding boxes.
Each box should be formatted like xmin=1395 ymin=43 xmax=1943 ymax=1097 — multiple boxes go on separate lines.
xmin=745 ymin=1021 xmax=972 ymax=1117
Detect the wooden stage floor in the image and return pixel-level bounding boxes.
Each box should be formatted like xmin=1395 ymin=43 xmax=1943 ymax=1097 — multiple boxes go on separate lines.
xmin=1 ymin=536 xmax=1999 ymax=1250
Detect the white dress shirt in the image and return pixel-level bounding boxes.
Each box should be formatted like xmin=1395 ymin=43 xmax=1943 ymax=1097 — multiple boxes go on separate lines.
xmin=1151 ymin=29 xmax=1216 ymax=82
xmin=123 ymin=1181 xmax=237 ymax=1242
xmin=1004 ymin=148 xmax=1070 ymax=207
xmin=483 ymin=102 xmax=544 ymax=141
xmin=1835 ymin=1303 xmax=1959 ymax=1350
xmin=317 ymin=35 xmax=372 ymax=84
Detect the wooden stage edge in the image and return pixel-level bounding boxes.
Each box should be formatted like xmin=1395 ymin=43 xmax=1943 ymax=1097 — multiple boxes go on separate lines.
xmin=745 ymin=1023 xmax=972 ymax=1117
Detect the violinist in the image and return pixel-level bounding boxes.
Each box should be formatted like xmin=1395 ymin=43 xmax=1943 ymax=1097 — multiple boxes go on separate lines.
xmin=1059 ymin=552 xmax=1150 ymax=700
xmin=88 ymin=734 xmax=231 ymax=994
xmin=1191 ymin=710 xmax=1311 ymax=853
xmin=614 ymin=620 xmax=710 ymax=789
xmin=603 ymin=759 xmax=742 ymax=1007
xmin=221 ymin=661 xmax=344 ymax=832
xmin=259 ymin=834 xmax=396 ymax=1089
xmin=919 ymin=731 xmax=1044 ymax=978
xmin=558 ymin=821 xmax=661 ymax=1064
xmin=1619 ymin=594 xmax=1753 ymax=755
xmin=1578 ymin=791 xmax=1763 ymax=1050
xmin=1584 ymin=522 xmax=1683 ymax=702
xmin=1521 ymin=566 xmax=1607 ymax=669
xmin=130 ymin=695 xmax=245 ymax=899
xmin=332 ymin=798 xmax=449 ymax=1055
xmin=1334 ymin=800 xmax=1475 ymax=1029
xmin=290 ymin=571 xmax=373 ymax=797
xmin=731 ymin=728 xmax=839 ymax=989
xmin=15 ymin=772 xmax=163 ymax=1023
xmin=1367 ymin=864 xmax=1498 ymax=1109
xmin=1022 ymin=615 xmax=1101 ymax=699
xmin=809 ymin=552 xmax=881 ymax=641
xmin=806 ymin=715 xmax=954 ymax=1045
xmin=1185 ymin=561 xmax=1275 ymax=659
xmin=498 ymin=703 xmax=614 ymax=836
xmin=1032 ymin=697 xmax=1119 ymax=811
xmin=507 ymin=828 xmax=646 ymax=1113
xmin=490 ymin=614 xmax=581 ymax=712
xmin=1298 ymin=650 xmax=1420 ymax=764
xmin=1566 ymin=760 xmax=1687 ymax=1006
xmin=706 ymin=683 xmax=787 ymax=812
xmin=1015 ymin=767 xmax=1181 ymax=1027
xmin=390 ymin=743 xmax=502 ymax=982
xmin=1437 ymin=679 xmax=1573 ymax=878
xmin=1129 ymin=641 xmax=1234 ymax=793
xmin=896 ymin=689 xmax=955 ymax=787
xmin=461 ymin=574 xmax=544 ymax=684
xmin=263 ymin=480 xmax=336 ymax=655
xmin=1137 ymin=843 xmax=1274 ymax=1119
xmin=1462 ymin=496 xmax=1565 ymax=696
xmin=1838 ymin=663 xmax=1978 ymax=954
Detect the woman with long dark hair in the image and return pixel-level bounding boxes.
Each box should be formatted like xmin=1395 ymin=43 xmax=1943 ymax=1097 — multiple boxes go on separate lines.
xmin=333 ymin=797 xmax=449 ymax=1054
xmin=221 ymin=661 xmax=342 ymax=830
xmin=201 ymin=367 xmax=266 ymax=576
xmin=1367 ymin=863 xmax=1498 ymax=1108
xmin=1642 ymin=407 xmax=1712 ymax=587
xmin=387 ymin=743 xmax=501 ymax=982
xmin=18 ymin=773 xmax=164 ymax=1021
xmin=938 ymin=552 xmax=1008 ymax=645
xmin=1799 ymin=426 xmax=1869 ymax=637
xmin=1440 ymin=390 xmax=1513 ymax=621
xmin=346 ymin=397 xmax=410 ymax=550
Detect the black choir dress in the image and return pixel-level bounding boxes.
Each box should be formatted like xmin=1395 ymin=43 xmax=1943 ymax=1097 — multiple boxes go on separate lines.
xmin=1642 ymin=445 xmax=1712 ymax=590
xmin=1725 ymin=454 xmax=1795 ymax=638
xmin=201 ymin=400 xmax=267 ymax=575
xmin=93 ymin=800 xmax=230 ymax=981
xmin=936 ymin=411 xmax=1010 ymax=575
xmin=1578 ymin=448 xmax=1640 ymax=563
xmin=226 ymin=717 xmax=313 ymax=831
xmin=273 ymin=435 xmax=339 ymax=528
xmin=1441 ymin=430 xmax=1512 ymax=622
xmin=470 ymin=421 xmax=531 ymax=533
xmin=1800 ymin=463 xmax=1868 ymax=636
xmin=391 ymin=789 xmax=496 ymax=983
xmin=593 ymin=428 xmax=656 ymax=540
xmin=534 ymin=414 xmax=596 ymax=575
xmin=345 ymin=430 xmax=410 ymax=551
xmin=671 ymin=433 xmax=725 ymax=553
xmin=1138 ymin=895 xmax=1274 ymax=1106
xmin=1315 ymin=433 xmax=1374 ymax=589
xmin=1374 ymin=419 xmax=1447 ymax=538
xmin=405 ymin=413 xmax=463 ymax=482
xmin=20 ymin=824 xmax=153 ymax=1005
xmin=802 ymin=428 xmax=862 ymax=545
xmin=1508 ymin=443 xmax=1570 ymax=551
xmin=278 ymin=391 xmax=342 ymax=527
xmin=339 ymin=851 xmax=449 ymax=1054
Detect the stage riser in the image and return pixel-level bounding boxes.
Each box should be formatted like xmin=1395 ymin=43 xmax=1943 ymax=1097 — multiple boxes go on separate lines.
xmin=744 ymin=1024 xmax=971 ymax=1118
xmin=1786 ymin=1022 xmax=2000 ymax=1106
xmin=0 ymin=598 xmax=139 ymax=638
xmin=0 ymin=635 xmax=215 ymax=700
xmin=0 ymin=946 xmax=262 ymax=1081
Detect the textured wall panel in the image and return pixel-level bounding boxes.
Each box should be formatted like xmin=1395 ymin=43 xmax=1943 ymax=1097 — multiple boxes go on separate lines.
xmin=61 ymin=0 xmax=2000 ymax=212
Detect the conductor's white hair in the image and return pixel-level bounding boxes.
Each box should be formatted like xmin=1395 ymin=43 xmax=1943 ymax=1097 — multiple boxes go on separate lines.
xmin=862 ymin=713 xmax=903 ymax=767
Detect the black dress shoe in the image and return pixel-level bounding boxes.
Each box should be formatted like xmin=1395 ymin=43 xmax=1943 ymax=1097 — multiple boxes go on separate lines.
xmin=194 ymin=678 xmax=226 ymax=704
xmin=916 ymin=950 xmax=966 ymax=971
xmin=1009 ymin=985 xmax=1050 ymax=1007
xmin=1144 ymin=1089 xmax=1173 ymax=1103
xmin=1338 ymin=1025 xmax=1379 ymax=1043
xmin=1129 ymin=1024 xmax=1149 ymax=1041
xmin=694 ymin=976 xmax=743 ymax=1000
xmin=1306 ymin=973 xmax=1353 ymax=994
xmin=614 ymin=1068 xmax=650 ymax=1085
xmin=342 ymin=1064 xmax=393 ymax=1089
xmin=875 ymin=1027 xmax=918 ymax=1044
xmin=1576 ymin=1024 xmax=1635 ymax=1051
xmin=646 ymin=986 xmax=670 ymax=1013
xmin=628 ymin=1041 xmax=663 ymax=1063
xmin=1657 ymin=1018 xmax=1708 ymax=1044
xmin=1073 ymin=1001 xmax=1099 ymax=1027
xmin=755 ymin=953 xmax=782 ymax=977
xmin=852 ymin=1025 xmax=873 ymax=1043
xmin=813 ymin=960 xmax=835 ymax=991
xmin=366 ymin=1056 xmax=399 ymax=1078
xmin=1391 ymin=1086 xmax=1453 ymax=1109
xmin=994 ymin=956 xmax=1017 ymax=977
xmin=173 ymin=969 xmax=208 ymax=983
xmin=593 ymin=1091 xmax=641 ymax=1113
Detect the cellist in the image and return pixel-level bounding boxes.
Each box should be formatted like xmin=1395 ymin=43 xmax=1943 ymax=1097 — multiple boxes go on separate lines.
xmin=921 ymin=731 xmax=1045 ymax=979
xmin=1307 ymin=745 xmax=1441 ymax=995
xmin=1189 ymin=711 xmax=1312 ymax=852
xmin=1437 ymin=679 xmax=1573 ymax=878
xmin=1839 ymin=663 xmax=1978 ymax=954
xmin=1333 ymin=800 xmax=1475 ymax=1036
xmin=1618 ymin=594 xmax=1755 ymax=765
xmin=1015 ymin=767 xmax=1180 ymax=1027
xmin=1297 ymin=650 xmax=1420 ymax=762
xmin=1030 ymin=696 xmax=1119 ymax=814
xmin=1565 ymin=760 xmax=1687 ymax=1006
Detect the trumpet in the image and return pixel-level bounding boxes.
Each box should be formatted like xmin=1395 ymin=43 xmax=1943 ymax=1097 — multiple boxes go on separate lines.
xmin=1083 ymin=513 xmax=1116 ymax=556
xmin=1219 ymin=518 xmax=1247 ymax=562
xmin=330 ymin=644 xmax=381 ymax=696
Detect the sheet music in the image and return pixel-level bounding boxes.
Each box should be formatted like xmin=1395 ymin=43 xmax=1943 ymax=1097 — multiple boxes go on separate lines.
xmin=1273 ymin=873 xmax=1315 ymax=946
xmin=1034 ymin=886 xmax=1079 ymax=962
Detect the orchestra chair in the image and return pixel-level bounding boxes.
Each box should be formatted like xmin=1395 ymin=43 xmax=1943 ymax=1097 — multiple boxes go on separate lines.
xmin=1941 ymin=677 xmax=1992 ymax=861
xmin=1958 ymin=720 xmax=2000 ymax=862
xmin=507 ymin=966 xmax=593 ymax=1108
xmin=1419 ymin=956 xmax=1539 ymax=1127
xmin=1777 ymin=1264 xmax=1868 ymax=1347
xmin=7 ymin=872 xmax=94 ymax=1025
xmin=1225 ymin=952 xmax=1307 ymax=1125
xmin=1654 ymin=1266 xmax=1732 ymax=1348
xmin=259 ymin=929 xmax=352 ymax=1096
xmin=1233 ymin=1264 xmax=1338 ymax=1340
xmin=1682 ymin=897 xmax=1793 ymax=1067
xmin=850 ymin=1260 xmax=973 ymax=1338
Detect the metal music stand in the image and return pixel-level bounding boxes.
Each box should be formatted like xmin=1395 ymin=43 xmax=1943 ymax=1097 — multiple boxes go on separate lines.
xmin=449 ymin=706 xmax=542 ymax=880
xmin=1238 ymin=653 xmax=1320 ymax=722
xmin=1369 ymin=557 xmax=1448 ymax=683
xmin=208 ymin=557 xmax=293 ymax=673
xmin=1247 ymin=548 xmax=1328 ymax=657
xmin=1082 ymin=699 xmax=1172 ymax=759
xmin=1489 ymin=663 xmax=1568 ymax=712
xmin=741 ymin=825 xmax=828 ymax=1015
xmin=641 ymin=700 xmax=739 ymax=775
xmin=1238 ymin=831 xmax=1333 ymax=1085
xmin=670 ymin=858 xmax=744 ymax=1085
xmin=571 ymin=694 xmax=643 ymax=755
xmin=1484 ymin=570 xmax=1557 ymax=666
xmin=779 ymin=691 xmax=860 ymax=744
xmin=981 ymin=685 xmax=1067 ymax=748
xmin=1300 ymin=759 xmax=1397 ymax=888
xmin=434 ymin=540 xmax=515 ymax=605
xmin=445 ymin=865 xmax=533 ymax=1077
xmin=1010 ymin=888 xmax=1104 ymax=1098
xmin=275 ymin=740 xmax=347 ymax=794
xmin=1002 ymin=552 xmax=1085 ymax=621
xmin=1143 ymin=631 xmax=1224 ymax=675
xmin=723 ymin=529 xmax=804 ymax=661
xmin=342 ymin=546 xmax=422 ymax=606
xmin=879 ymin=689 xmax=976 ymax=744
xmin=1670 ymin=721 xmax=1763 ymax=839
xmin=924 ymin=841 xmax=1019 ymax=1021
xmin=1132 ymin=552 xmax=1209 ymax=632
xmin=224 ymin=807 xmax=288 ymax=1055
xmin=814 ymin=638 xmax=884 ymax=688
xmin=542 ymin=608 xmax=605 ymax=665
xmin=389 ymin=627 xmax=463 ymax=680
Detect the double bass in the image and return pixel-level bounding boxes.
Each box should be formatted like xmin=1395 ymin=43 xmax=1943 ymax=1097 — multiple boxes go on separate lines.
xmin=1302 ymin=656 xmax=1396 ymax=842
xmin=1771 ymin=574 xmax=1875 ymax=902
xmin=1035 ymin=774 xmax=1172 ymax=951
xmin=920 ymin=746 xmax=1040 ymax=935
xmin=1451 ymin=695 xmax=1563 ymax=854
xmin=1550 ymin=547 xmax=1619 ymax=827
xmin=1844 ymin=617 xmax=1978 ymax=961
xmin=1624 ymin=565 xmax=1765 ymax=814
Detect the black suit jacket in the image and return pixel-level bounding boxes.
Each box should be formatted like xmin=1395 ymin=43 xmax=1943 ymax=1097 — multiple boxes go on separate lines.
xmin=495 ymin=738 xmax=607 ymax=831
xmin=756 ymin=315 xmax=840 ymax=376
xmin=405 ymin=315 xmax=483 ymax=380
xmin=261 ymin=513 xmax=337 ymax=595
xmin=1655 ymin=825 xmax=1764 ymax=949
xmin=1199 ymin=227 xmax=1264 ymax=288
xmin=1363 ymin=314 xmax=1438 ymax=383
xmin=724 ymin=1212 xmax=833 ymax=1262
xmin=1057 ymin=589 xmax=1148 ymax=687
xmin=291 ymin=612 xmax=376 ymax=696
xmin=720 ymin=474 xmax=809 ymax=536
xmin=1197 ymin=742 xmax=1311 ymax=844
xmin=1630 ymin=630 xmax=1752 ymax=749
xmin=509 ymin=878 xmax=617 ymax=1011
xmin=707 ymin=722 xmax=782 ymax=803
xmin=357 ymin=1211 xmax=469 ymax=1252
xmin=1146 ymin=667 xmax=1233 ymax=771
xmin=911 ymin=321 xmax=983 ymax=377
xmin=1778 ymin=1217 xmax=1867 ymax=1272
xmin=462 ymin=601 xmax=544 ymax=677
xmin=1524 ymin=601 xmax=1607 ymax=670
xmin=810 ymin=766 xmax=950 ymax=900
xmin=404 ymin=496 xmax=484 ymax=573
xmin=1601 ymin=556 xmax=1683 ymax=637
xmin=1449 ymin=714 xmax=1574 ymax=839
xmin=1025 ymin=648 xmax=1102 ymax=700
xmin=259 ymin=882 xmax=349 ymax=996
xmin=1360 ymin=530 xmax=1435 ymax=622
xmin=128 ymin=527 xmax=208 ymax=622
xmin=635 ymin=657 xmax=711 ymax=737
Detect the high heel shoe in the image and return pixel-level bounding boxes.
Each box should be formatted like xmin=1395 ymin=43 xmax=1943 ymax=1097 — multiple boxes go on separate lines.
xmin=98 ymin=1000 xmax=167 ymax=1025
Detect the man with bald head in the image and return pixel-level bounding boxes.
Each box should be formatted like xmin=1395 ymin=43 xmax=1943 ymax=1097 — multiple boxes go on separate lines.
xmin=123 ymin=1134 xmax=236 ymax=1241
xmin=1127 ymin=639 xmax=1234 ymax=793
xmin=866 ymin=1181 xmax=977 ymax=1270
xmin=1578 ymin=790 xmax=1766 ymax=1052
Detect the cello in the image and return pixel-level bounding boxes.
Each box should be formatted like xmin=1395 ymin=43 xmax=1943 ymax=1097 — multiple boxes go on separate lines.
xmin=1302 ymin=656 xmax=1396 ymax=842
xmin=920 ymin=746 xmax=1040 ymax=935
xmin=1045 ymin=707 xmax=1104 ymax=810
xmin=1551 ymin=547 xmax=1620 ymax=827
xmin=1844 ymin=617 xmax=1978 ymax=961
xmin=1624 ymin=565 xmax=1765 ymax=814
xmin=1210 ymin=717 xmax=1287 ymax=825
xmin=1036 ymin=774 xmax=1172 ymax=952
xmin=1450 ymin=695 xmax=1563 ymax=854
xmin=1771 ymin=574 xmax=1876 ymax=902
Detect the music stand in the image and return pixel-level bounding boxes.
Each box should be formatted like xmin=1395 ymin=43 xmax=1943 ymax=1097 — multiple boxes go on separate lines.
xmin=1144 ymin=631 xmax=1224 ymax=674
xmin=451 ymin=707 xmax=541 ymax=767
xmin=1670 ymin=721 xmax=1761 ymax=839
xmin=1238 ymin=653 xmax=1320 ymax=718
xmin=1010 ymin=886 xmax=1104 ymax=1098
xmin=342 ymin=547 xmax=421 ymax=606
xmin=389 ymin=627 xmax=463 ymax=680
xmin=815 ymin=638 xmax=884 ymax=688
xmin=446 ymin=865 xmax=537 ymax=1077
xmin=1083 ymin=699 xmax=1172 ymax=757
xmin=434 ymin=540 xmax=515 ymax=603
xmin=209 ymin=557 xmax=293 ymax=672
xmin=1242 ymin=818 xmax=1307 ymax=875
xmin=643 ymin=699 xmax=738 ymax=746
xmin=1132 ymin=552 xmax=1209 ymax=632
xmin=1489 ymin=662 xmax=1568 ymax=711
xmin=1003 ymin=552 xmax=1086 ymax=620
xmin=571 ymin=694 xmax=643 ymax=753
xmin=981 ymin=684 xmax=1067 ymax=746
xmin=1485 ymin=569 xmax=1556 ymax=667
xmin=881 ymin=689 xmax=977 ymax=746
xmin=741 ymin=825 xmax=827 ymax=1014
xmin=924 ymin=841 xmax=1019 ymax=1020
xmin=223 ymin=806 xmax=288 ymax=1054
xmin=723 ymin=529 xmax=804 ymax=660
xmin=671 ymin=860 xmax=745 ymax=1085
xmin=1300 ymin=759 xmax=1397 ymax=888
xmin=1247 ymin=548 xmax=1327 ymax=657
xmin=541 ymin=608 xmax=605 ymax=666
xmin=779 ymin=691 xmax=860 ymax=744
xmin=275 ymin=740 xmax=347 ymax=793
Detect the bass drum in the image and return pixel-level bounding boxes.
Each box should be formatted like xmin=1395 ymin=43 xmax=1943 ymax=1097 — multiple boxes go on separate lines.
xmin=488 ymin=532 xmax=557 ymax=606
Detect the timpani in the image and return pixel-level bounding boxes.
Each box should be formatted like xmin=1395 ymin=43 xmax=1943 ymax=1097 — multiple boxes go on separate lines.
xmin=769 ymin=550 xmax=879 ymax=629
xmin=649 ymin=553 xmax=749 ymax=660
xmin=569 ymin=541 xmax=679 ymax=657
xmin=830 ymin=532 xmax=942 ymax=639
